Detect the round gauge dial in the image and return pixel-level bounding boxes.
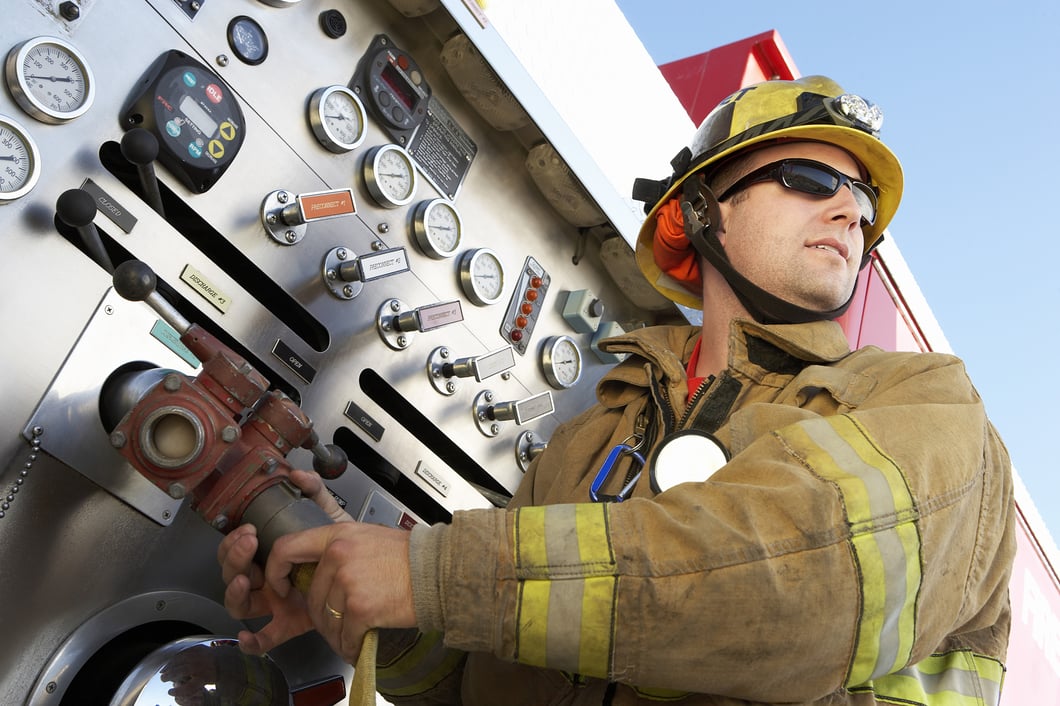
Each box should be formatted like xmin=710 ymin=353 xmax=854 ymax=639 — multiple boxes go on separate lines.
xmin=459 ymin=247 xmax=505 ymax=306
xmin=363 ymin=143 xmax=417 ymax=208
xmin=308 ymin=85 xmax=367 ymax=153
xmin=412 ymin=198 xmax=462 ymax=259
xmin=227 ymin=16 xmax=269 ymax=66
xmin=0 ymin=115 xmax=42 ymax=202
xmin=5 ymin=36 xmax=95 ymax=124
xmin=541 ymin=335 xmax=583 ymax=389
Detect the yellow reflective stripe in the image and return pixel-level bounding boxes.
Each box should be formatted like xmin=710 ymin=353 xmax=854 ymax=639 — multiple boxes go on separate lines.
xmin=513 ymin=504 xmax=617 ymax=676
xmin=850 ymin=651 xmax=1005 ymax=706
xmin=376 ymin=631 xmax=466 ymax=697
xmin=779 ymin=415 xmax=921 ymax=684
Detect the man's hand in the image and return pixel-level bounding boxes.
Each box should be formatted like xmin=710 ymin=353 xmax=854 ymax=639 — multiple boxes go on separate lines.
xmin=264 ymin=520 xmax=416 ymax=664
xmin=216 ymin=469 xmax=355 ymax=655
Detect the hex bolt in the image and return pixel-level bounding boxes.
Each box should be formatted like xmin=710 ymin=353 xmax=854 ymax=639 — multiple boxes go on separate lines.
xmin=168 ymin=482 xmax=187 ymax=499
xmin=110 ymin=431 xmax=127 ymax=448
xmin=221 ymin=426 xmax=239 ymax=443
xmin=163 ymin=373 xmax=182 ymax=392
xmin=58 ymin=1 xmax=80 ymax=21
xmin=212 ymin=515 xmax=228 ymax=531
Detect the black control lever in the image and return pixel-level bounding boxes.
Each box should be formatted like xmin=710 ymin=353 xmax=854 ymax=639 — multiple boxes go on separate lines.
xmin=120 ymin=128 xmax=166 ymax=217
xmin=56 ymin=188 xmax=115 ymax=274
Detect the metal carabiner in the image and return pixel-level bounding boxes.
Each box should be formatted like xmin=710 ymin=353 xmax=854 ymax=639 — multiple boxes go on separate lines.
xmin=589 ymin=440 xmax=646 ymax=503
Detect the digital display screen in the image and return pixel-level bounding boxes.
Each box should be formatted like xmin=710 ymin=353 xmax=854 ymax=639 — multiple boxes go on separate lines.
xmin=381 ymin=63 xmax=416 ymax=110
xmin=179 ymin=94 xmax=218 ymax=138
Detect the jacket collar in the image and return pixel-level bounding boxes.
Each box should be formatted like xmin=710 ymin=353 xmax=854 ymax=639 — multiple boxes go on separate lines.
xmin=595 ymin=319 xmax=852 ymax=409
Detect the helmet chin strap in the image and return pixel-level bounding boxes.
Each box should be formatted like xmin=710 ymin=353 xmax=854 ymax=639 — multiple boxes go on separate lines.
xmin=679 ymin=176 xmax=863 ymax=325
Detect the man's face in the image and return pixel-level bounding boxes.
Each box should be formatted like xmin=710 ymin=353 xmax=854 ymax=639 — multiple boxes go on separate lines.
xmin=715 ymin=142 xmax=867 ymax=312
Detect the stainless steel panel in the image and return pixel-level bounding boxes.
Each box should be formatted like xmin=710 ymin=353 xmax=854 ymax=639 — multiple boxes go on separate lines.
xmin=0 ymin=0 xmax=668 ymax=701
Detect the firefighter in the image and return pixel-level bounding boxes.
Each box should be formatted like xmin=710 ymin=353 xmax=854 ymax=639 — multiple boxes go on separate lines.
xmin=219 ymin=76 xmax=1016 ymax=705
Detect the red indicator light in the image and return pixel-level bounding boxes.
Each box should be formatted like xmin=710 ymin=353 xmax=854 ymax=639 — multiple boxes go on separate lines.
xmin=520 ymin=302 xmax=533 ymax=315
xmin=530 ymin=276 xmax=543 ymax=289
xmin=510 ymin=329 xmax=524 ymax=342
xmin=525 ymin=289 xmax=539 ymax=302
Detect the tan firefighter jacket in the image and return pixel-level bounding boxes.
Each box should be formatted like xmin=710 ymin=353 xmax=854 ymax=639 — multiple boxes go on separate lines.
xmin=377 ymin=319 xmax=1016 ymax=705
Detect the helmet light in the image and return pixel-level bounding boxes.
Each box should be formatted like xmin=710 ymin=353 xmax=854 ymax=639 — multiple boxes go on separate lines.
xmin=829 ymin=94 xmax=884 ymax=135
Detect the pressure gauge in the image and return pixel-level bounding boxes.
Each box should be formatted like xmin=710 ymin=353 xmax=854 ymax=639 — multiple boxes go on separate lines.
xmin=363 ymin=143 xmax=417 ymax=208
xmin=541 ymin=335 xmax=583 ymax=389
xmin=5 ymin=36 xmax=95 ymax=124
xmin=227 ymin=16 xmax=269 ymax=66
xmin=412 ymin=198 xmax=462 ymax=259
xmin=308 ymin=85 xmax=367 ymax=153
xmin=0 ymin=115 xmax=41 ymax=202
xmin=459 ymin=247 xmax=505 ymax=306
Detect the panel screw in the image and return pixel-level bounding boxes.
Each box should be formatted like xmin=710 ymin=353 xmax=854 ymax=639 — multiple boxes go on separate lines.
xmin=58 ymin=1 xmax=80 ymax=21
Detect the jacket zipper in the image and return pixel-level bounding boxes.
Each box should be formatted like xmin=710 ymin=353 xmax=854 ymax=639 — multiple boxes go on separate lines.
xmin=676 ymin=373 xmax=717 ymax=430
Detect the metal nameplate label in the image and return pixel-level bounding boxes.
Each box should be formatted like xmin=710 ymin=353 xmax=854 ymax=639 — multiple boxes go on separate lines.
xmin=344 ymin=401 xmax=385 ymax=442
xmin=417 ymin=300 xmax=463 ymax=332
xmin=150 ymin=319 xmax=200 ymax=368
xmin=180 ymin=264 xmax=231 ymax=313
xmin=272 ymin=339 xmax=316 ymax=384
xmin=514 ymin=390 xmax=554 ymax=424
xmin=298 ymin=188 xmax=356 ymax=221
xmin=81 ymin=178 xmax=138 ymax=234
xmin=414 ymin=460 xmax=451 ymax=498
xmin=358 ymin=247 xmax=410 ymax=281
xmin=474 ymin=346 xmax=515 ymax=380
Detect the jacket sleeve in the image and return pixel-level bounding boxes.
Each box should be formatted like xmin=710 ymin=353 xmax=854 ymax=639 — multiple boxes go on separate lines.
xmin=409 ymin=352 xmax=1015 ymax=702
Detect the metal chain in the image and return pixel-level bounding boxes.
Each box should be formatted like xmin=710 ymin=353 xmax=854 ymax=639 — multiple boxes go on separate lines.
xmin=0 ymin=426 xmax=42 ymax=520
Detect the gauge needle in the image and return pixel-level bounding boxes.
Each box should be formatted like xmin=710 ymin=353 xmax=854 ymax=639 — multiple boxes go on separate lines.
xmin=380 ymin=173 xmax=406 ymax=178
xmin=325 ymin=114 xmax=349 ymax=122
xmin=0 ymin=155 xmax=18 ymax=162
xmin=25 ymin=75 xmax=74 ymax=83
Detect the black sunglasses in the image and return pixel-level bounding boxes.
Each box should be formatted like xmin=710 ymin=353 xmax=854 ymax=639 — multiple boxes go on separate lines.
xmin=717 ymin=158 xmax=878 ymax=226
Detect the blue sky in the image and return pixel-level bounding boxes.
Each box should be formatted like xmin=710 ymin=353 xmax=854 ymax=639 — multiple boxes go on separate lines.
xmin=614 ymin=1 xmax=1060 ymax=543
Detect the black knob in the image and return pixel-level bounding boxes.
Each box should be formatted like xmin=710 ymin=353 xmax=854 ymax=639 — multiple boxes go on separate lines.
xmin=589 ymin=299 xmax=605 ymax=318
xmin=120 ymin=127 xmax=160 ymax=165
xmin=112 ymin=260 xmax=157 ymax=302
xmin=312 ymin=443 xmax=348 ymax=480
xmin=56 ymin=188 xmax=97 ymax=228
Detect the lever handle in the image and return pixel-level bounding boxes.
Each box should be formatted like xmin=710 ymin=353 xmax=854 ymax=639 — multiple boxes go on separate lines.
xmin=112 ymin=259 xmax=192 ymax=334
xmin=56 ymin=188 xmax=114 ymax=273
xmin=120 ymin=128 xmax=166 ymax=217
